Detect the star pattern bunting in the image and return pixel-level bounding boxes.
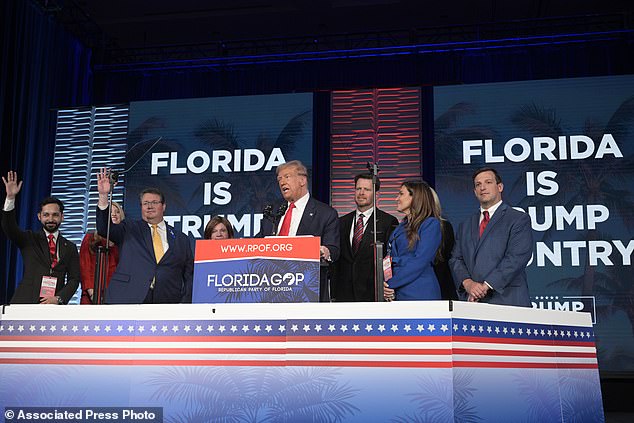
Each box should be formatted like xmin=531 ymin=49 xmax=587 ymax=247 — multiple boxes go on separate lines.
xmin=0 ymin=318 xmax=594 ymax=340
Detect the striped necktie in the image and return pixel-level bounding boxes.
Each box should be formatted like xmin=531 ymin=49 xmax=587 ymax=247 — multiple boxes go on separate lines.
xmin=352 ymin=214 xmax=364 ymax=253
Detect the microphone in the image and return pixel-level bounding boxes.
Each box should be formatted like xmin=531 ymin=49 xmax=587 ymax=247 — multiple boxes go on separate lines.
xmin=109 ymin=171 xmax=120 ymax=184
xmin=263 ymin=204 xmax=274 ymax=221
xmin=264 ymin=202 xmax=289 ymax=236
xmin=276 ymin=203 xmax=288 ymax=217
xmin=367 ymin=161 xmax=380 ymax=175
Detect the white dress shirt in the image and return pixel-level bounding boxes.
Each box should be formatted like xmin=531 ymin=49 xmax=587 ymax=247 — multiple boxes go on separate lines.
xmin=349 ymin=208 xmax=373 ymax=246
xmin=277 ymin=192 xmax=310 ymax=236
xmin=479 ymin=200 xmax=503 ymax=223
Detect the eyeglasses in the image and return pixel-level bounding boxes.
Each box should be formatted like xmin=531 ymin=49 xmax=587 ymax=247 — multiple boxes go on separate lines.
xmin=141 ymin=201 xmax=162 ymax=207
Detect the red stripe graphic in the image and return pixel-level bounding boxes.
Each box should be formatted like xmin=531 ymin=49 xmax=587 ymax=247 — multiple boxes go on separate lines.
xmin=452 ymin=348 xmax=596 ymax=358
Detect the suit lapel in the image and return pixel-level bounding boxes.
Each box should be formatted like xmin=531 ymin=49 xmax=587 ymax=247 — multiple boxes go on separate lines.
xmin=482 ymin=203 xmax=506 ymax=240
xmin=142 ymin=221 xmax=156 ymax=260
xmin=342 ymin=212 xmax=354 ymax=257
xmin=163 ymin=224 xmax=177 ymax=262
xmin=471 ymin=211 xmax=482 ymax=256
xmin=296 ymin=198 xmax=316 ymax=235
xmin=56 ymin=234 xmax=67 ymax=265
xmin=474 ymin=203 xmax=507 ymax=255
xmin=37 ymin=231 xmax=54 ymax=268
xmin=357 ymin=211 xmax=375 ymax=254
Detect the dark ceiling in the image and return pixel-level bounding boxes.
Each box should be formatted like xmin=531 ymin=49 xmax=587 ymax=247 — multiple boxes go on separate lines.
xmin=38 ymin=0 xmax=634 ymax=64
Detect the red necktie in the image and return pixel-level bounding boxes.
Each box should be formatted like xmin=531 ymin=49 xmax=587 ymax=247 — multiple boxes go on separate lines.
xmin=479 ymin=210 xmax=490 ymax=238
xmin=48 ymin=234 xmax=58 ymax=268
xmin=352 ymin=214 xmax=364 ymax=253
xmin=278 ymin=202 xmax=295 ymax=236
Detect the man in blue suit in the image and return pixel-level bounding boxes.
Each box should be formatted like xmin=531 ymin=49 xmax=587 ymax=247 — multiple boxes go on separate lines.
xmin=449 ymin=167 xmax=533 ymax=307
xmin=258 ymin=160 xmax=339 ymax=301
xmin=96 ymin=168 xmax=193 ymax=304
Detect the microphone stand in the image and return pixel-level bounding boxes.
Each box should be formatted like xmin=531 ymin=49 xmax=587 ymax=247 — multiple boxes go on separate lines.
xmin=93 ymin=171 xmax=116 ymax=305
xmin=367 ymin=162 xmax=386 ymax=302
xmin=92 ymin=136 xmax=163 ymax=304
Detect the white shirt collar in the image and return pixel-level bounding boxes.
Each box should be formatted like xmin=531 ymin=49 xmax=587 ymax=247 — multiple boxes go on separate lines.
xmin=147 ymin=220 xmax=166 ymax=230
xmin=44 ymin=229 xmax=60 ymax=242
xmin=356 ymin=207 xmax=374 ymax=220
xmin=278 ymin=192 xmax=310 ymax=237
xmin=291 ymin=192 xmax=310 ymax=209
xmin=480 ymin=200 xmax=503 ymax=218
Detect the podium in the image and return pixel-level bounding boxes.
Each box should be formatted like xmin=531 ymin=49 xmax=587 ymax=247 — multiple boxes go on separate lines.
xmin=0 ymin=301 xmax=603 ymax=422
xmin=192 ymin=237 xmax=321 ymax=303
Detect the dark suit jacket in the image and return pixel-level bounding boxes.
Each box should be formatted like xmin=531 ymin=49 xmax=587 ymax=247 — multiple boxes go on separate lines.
xmin=258 ymin=197 xmax=340 ymax=261
xmin=333 ymin=209 xmax=398 ymax=302
xmin=97 ymin=206 xmax=193 ymax=304
xmin=433 ymin=219 xmax=458 ymax=301
xmin=2 ymin=208 xmax=80 ymax=304
xmin=449 ymin=202 xmax=533 ymax=307
xmin=258 ymin=196 xmax=340 ymax=301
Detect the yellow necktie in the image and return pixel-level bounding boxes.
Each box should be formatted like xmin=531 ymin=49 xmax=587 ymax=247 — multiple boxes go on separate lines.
xmin=152 ymin=224 xmax=164 ymax=263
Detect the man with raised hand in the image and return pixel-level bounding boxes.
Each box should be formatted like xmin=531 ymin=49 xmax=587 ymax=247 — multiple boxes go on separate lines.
xmin=2 ymin=171 xmax=79 ymax=304
xmin=96 ymin=168 xmax=193 ymax=304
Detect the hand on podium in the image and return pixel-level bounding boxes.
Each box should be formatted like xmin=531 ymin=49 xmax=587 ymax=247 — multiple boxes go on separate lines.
xmin=320 ymin=245 xmax=331 ymax=262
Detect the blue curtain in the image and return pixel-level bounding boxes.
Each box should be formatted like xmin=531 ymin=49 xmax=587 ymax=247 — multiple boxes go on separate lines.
xmin=0 ymin=0 xmax=92 ymax=304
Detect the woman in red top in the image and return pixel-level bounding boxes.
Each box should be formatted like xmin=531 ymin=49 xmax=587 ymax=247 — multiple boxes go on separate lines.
xmin=79 ymin=202 xmax=124 ymax=304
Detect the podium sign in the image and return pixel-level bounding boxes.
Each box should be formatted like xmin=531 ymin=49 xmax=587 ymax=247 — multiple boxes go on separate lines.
xmin=193 ymin=237 xmax=321 ymax=303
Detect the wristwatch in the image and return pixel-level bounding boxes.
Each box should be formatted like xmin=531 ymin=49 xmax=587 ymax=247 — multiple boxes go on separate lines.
xmin=56 ymin=296 xmax=64 ymax=305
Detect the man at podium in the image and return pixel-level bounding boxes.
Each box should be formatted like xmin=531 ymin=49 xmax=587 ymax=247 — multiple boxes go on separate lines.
xmin=258 ymin=160 xmax=339 ymax=301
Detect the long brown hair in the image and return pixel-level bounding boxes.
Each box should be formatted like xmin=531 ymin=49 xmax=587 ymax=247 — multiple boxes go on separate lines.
xmin=429 ymin=187 xmax=448 ymax=262
xmin=401 ymin=180 xmax=439 ymax=251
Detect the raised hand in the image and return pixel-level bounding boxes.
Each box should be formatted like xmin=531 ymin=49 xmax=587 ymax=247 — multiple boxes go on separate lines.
xmin=97 ymin=168 xmax=112 ymax=195
xmin=2 ymin=171 xmax=23 ymax=200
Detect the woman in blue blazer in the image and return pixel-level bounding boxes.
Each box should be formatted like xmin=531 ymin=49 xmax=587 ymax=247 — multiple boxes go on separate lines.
xmin=385 ymin=180 xmax=442 ymax=301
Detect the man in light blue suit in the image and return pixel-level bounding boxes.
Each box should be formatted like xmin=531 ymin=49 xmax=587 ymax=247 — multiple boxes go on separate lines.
xmin=449 ymin=167 xmax=533 ymax=307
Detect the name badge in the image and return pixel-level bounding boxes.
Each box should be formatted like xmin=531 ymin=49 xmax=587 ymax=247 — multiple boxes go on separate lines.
xmin=40 ymin=275 xmax=58 ymax=298
xmin=383 ymin=255 xmax=393 ymax=282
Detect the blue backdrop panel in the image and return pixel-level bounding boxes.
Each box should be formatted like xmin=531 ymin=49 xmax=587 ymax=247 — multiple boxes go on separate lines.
xmin=123 ymin=93 xmax=313 ymax=239
xmin=434 ymin=74 xmax=634 ymax=375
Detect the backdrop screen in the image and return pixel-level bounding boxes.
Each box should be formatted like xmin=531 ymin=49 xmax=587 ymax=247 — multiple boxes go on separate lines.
xmin=124 ymin=93 xmax=313 ymax=239
xmin=434 ymin=75 xmax=634 ymax=375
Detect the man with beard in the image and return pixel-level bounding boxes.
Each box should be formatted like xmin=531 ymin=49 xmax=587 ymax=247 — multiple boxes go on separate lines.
xmin=333 ymin=173 xmax=398 ymax=301
xmin=2 ymin=171 xmax=80 ymax=304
